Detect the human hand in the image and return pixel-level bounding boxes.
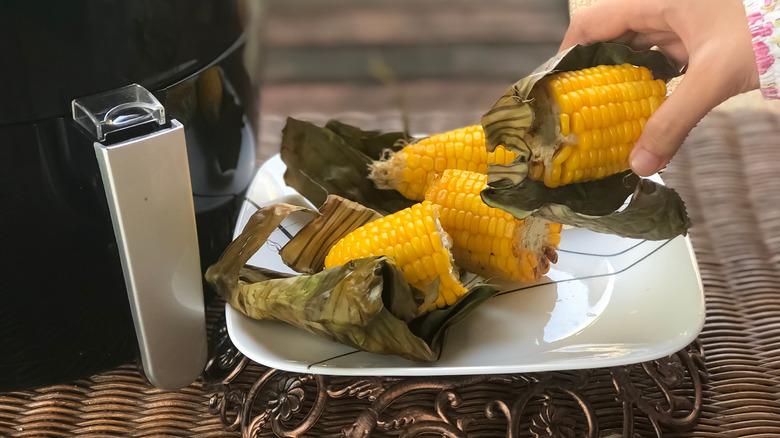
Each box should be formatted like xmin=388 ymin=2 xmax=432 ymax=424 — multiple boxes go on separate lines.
xmin=561 ymin=0 xmax=760 ymax=176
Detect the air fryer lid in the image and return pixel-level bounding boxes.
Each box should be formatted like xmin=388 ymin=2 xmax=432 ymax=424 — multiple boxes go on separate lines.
xmin=0 ymin=0 xmax=244 ymax=125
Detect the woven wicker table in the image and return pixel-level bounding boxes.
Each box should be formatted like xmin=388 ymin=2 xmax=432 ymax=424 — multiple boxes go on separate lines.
xmin=2 ymin=108 xmax=780 ymax=437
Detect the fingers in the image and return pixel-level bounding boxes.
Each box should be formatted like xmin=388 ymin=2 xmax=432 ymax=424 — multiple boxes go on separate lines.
xmin=629 ymin=66 xmax=722 ymax=176
xmin=560 ymin=0 xmax=638 ymax=50
xmin=622 ymin=33 xmax=689 ymax=70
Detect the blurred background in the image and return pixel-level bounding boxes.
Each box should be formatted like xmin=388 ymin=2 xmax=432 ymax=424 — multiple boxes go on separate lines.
xmin=253 ymin=0 xmax=570 ymax=161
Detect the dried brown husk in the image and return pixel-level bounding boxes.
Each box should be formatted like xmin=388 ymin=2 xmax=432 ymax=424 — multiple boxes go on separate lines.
xmin=480 ymin=42 xmax=689 ymax=240
xmin=205 ymin=203 xmax=315 ymax=296
xmin=281 ymin=195 xmax=382 ymax=274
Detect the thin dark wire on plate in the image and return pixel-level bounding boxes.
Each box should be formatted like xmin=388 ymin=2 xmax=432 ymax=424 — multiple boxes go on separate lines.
xmin=558 ymin=239 xmax=647 ymax=257
xmin=496 ymin=238 xmax=672 ymax=297
xmin=277 ymin=224 xmax=294 ymax=240
xmin=307 ymin=350 xmax=360 ymax=369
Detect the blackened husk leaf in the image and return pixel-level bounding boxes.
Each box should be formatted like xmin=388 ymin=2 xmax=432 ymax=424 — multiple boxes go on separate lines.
xmin=207 ymin=202 xmax=498 ymax=362
xmin=281 ymin=195 xmax=382 ymax=274
xmin=280 ymin=117 xmax=414 ymax=214
xmin=480 ymin=42 xmax=689 ymax=239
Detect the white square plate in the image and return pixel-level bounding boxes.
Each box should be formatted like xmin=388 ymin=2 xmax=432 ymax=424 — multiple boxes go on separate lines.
xmin=225 ymin=154 xmax=705 ymax=376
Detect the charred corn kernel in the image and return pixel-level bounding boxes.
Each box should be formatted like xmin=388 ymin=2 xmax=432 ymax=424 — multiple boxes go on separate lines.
xmin=369 ymin=125 xmax=517 ymax=201
xmin=325 ymin=201 xmax=466 ymax=309
xmin=424 ymin=169 xmax=562 ymax=283
xmin=530 ymin=64 xmax=666 ymax=187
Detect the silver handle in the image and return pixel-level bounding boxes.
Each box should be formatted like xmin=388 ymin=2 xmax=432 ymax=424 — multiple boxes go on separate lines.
xmin=94 ymin=119 xmax=207 ymax=389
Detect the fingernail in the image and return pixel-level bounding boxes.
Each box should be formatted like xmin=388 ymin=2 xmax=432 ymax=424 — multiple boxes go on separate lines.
xmin=629 ymin=147 xmax=664 ymax=176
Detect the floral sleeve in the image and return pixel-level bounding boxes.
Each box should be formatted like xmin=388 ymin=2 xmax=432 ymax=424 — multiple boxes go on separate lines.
xmin=744 ymin=0 xmax=780 ymax=99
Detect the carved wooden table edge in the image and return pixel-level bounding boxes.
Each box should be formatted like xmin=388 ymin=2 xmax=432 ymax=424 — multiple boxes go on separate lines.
xmin=202 ymin=313 xmax=707 ymax=438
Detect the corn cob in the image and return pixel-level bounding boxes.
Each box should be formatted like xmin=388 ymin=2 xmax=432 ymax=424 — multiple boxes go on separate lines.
xmin=425 ymin=169 xmax=561 ymax=283
xmin=530 ymin=64 xmax=667 ymax=188
xmin=324 ymin=201 xmax=466 ymax=309
xmin=369 ymin=125 xmax=517 ymax=201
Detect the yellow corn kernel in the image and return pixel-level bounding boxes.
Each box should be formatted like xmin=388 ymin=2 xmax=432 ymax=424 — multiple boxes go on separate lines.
xmin=592 ymin=129 xmax=603 ymax=148
xmin=553 ymin=146 xmax=573 ymax=165
xmin=557 ymin=93 xmax=574 ymax=114
xmin=591 ymin=106 xmax=602 ymax=129
xmin=596 ymin=86 xmax=610 ymax=105
xmin=561 ymin=77 xmax=574 ymax=93
xmin=641 ymin=99 xmax=652 ymax=118
xmin=420 ymin=155 xmax=435 ymax=171
xmin=638 ymin=66 xmax=653 ymax=80
xmin=560 ymin=113 xmax=571 ymax=136
xmin=569 ymin=90 xmax=584 ymax=109
xmin=648 ymin=95 xmax=662 ymax=113
xmin=566 ymin=149 xmax=581 ymax=170
xmin=572 ymin=112 xmax=585 ymax=134
xmin=581 ymin=106 xmax=594 ymax=130
xmin=580 ymin=130 xmax=593 ymax=150
xmin=608 ymin=102 xmax=621 ymax=123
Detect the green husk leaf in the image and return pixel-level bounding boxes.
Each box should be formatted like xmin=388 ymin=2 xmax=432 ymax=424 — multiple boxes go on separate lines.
xmin=207 ymin=202 xmax=498 ymax=362
xmin=280 ymin=117 xmax=414 ymax=214
xmin=482 ymin=171 xmax=639 ymax=218
xmin=281 ymin=195 xmax=382 ymax=274
xmin=479 ymin=42 xmax=689 ymax=239
xmin=409 ymin=284 xmax=499 ymax=348
xmin=483 ymin=177 xmax=690 ymax=240
xmin=325 ymin=119 xmax=408 ymax=160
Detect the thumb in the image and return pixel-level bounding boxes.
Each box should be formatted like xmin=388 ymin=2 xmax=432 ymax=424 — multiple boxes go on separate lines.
xmin=629 ymin=68 xmax=722 ymax=176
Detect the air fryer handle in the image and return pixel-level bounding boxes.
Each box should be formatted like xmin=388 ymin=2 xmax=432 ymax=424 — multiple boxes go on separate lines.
xmin=73 ymin=85 xmax=207 ymax=389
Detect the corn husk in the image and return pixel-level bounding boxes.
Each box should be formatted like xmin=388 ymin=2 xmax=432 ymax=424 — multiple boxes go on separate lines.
xmin=206 ymin=202 xmax=498 ymax=362
xmin=480 ymin=42 xmax=689 ymax=240
xmin=281 ymin=195 xmax=382 ymax=274
xmin=281 ymin=117 xmax=414 ymax=215
xmin=205 ymin=203 xmax=314 ymax=295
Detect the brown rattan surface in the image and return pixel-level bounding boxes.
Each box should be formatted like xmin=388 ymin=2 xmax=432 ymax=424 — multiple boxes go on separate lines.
xmin=1 ymin=109 xmax=780 ymax=437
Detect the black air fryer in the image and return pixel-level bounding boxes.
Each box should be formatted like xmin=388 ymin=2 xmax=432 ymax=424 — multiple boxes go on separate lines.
xmin=0 ymin=1 xmax=260 ymax=390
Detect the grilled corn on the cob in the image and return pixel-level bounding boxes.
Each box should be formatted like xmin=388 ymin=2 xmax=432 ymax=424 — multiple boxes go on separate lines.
xmin=324 ymin=201 xmax=466 ymax=309
xmin=425 ymin=169 xmax=561 ymax=283
xmin=369 ymin=125 xmax=516 ymax=201
xmin=527 ymin=64 xmax=667 ymax=188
